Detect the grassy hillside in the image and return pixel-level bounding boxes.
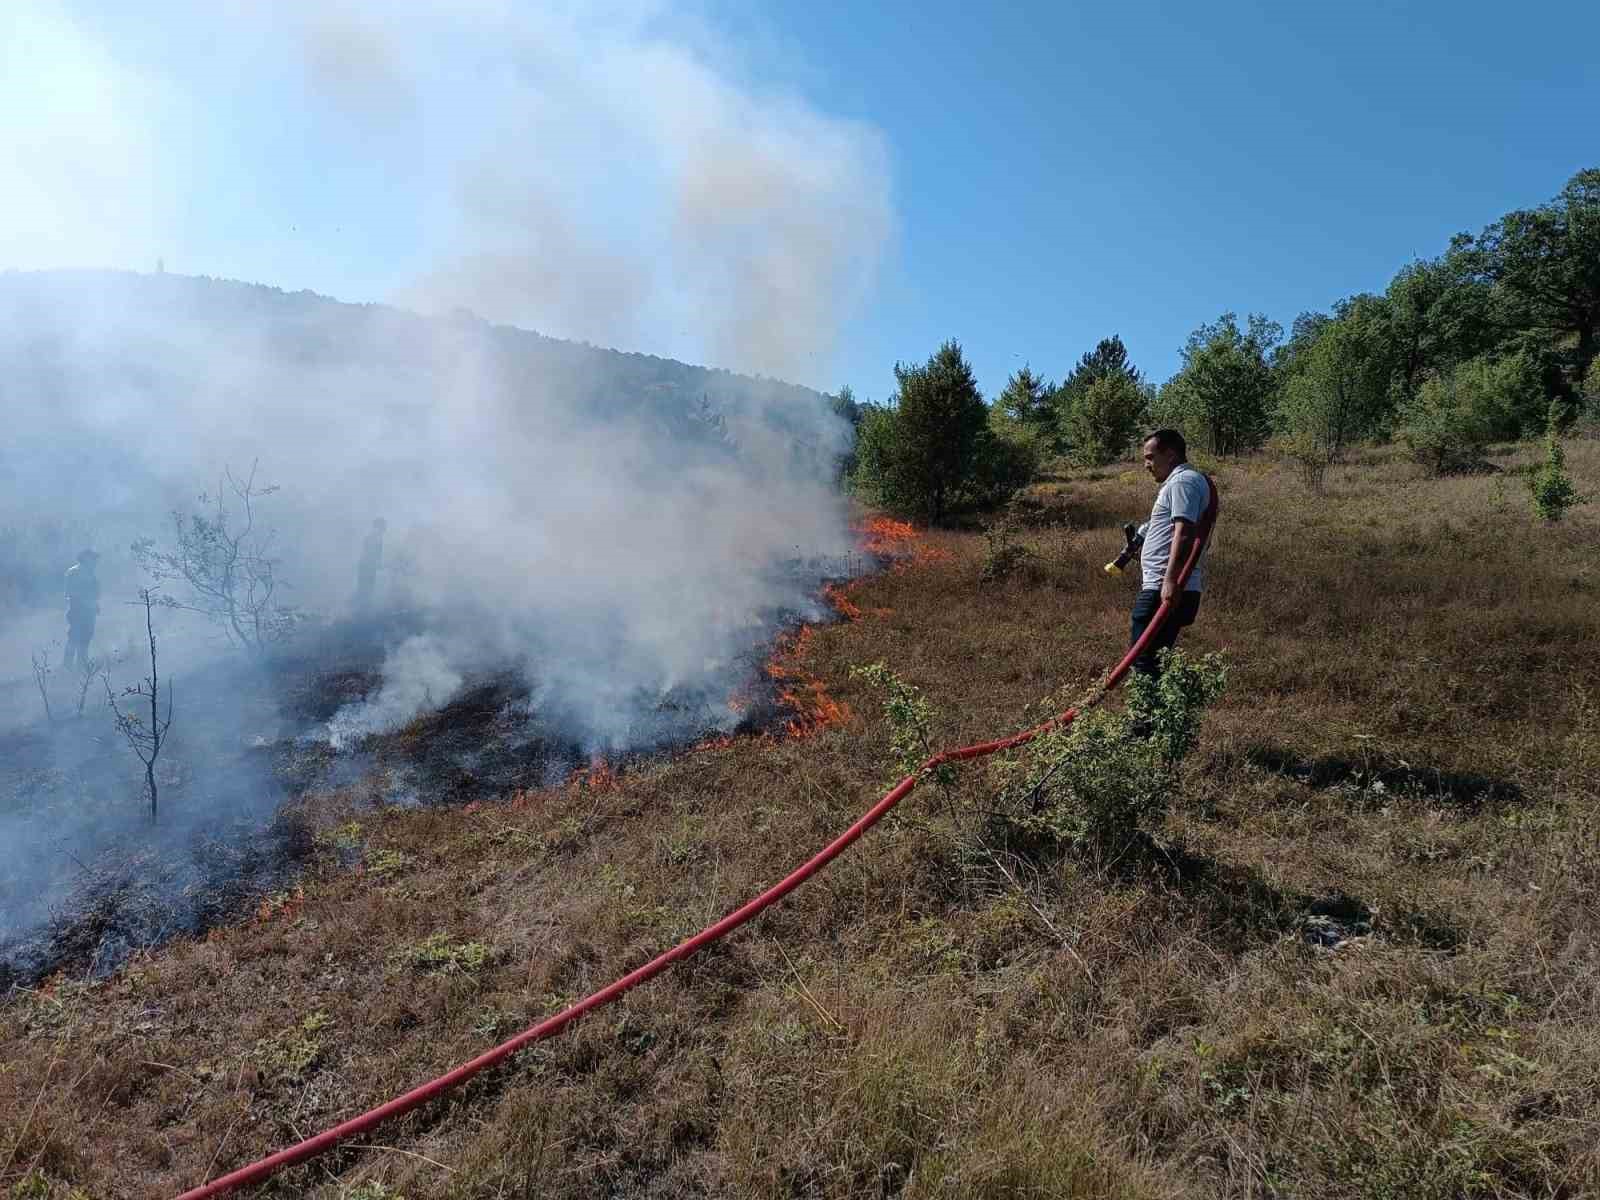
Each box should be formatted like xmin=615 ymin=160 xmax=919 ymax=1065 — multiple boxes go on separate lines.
xmin=3 ymin=440 xmax=1598 ymax=1199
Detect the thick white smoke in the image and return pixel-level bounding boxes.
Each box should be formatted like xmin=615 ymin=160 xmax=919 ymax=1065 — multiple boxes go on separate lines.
xmin=327 ymin=635 xmax=464 ymax=751
xmin=2 ymin=0 xmax=893 ymax=383
xmin=0 ymin=1 xmax=892 ymax=977
xmin=1 ymin=0 xmax=892 ymax=737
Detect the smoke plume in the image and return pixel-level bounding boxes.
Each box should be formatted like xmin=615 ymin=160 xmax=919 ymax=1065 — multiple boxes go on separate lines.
xmin=0 ymin=1 xmax=892 ymax=981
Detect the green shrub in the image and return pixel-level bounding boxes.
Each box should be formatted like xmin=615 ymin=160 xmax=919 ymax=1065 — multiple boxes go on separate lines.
xmin=1123 ymin=651 xmax=1230 ymax=767
xmin=1399 ymin=352 xmax=1552 ymax=475
xmin=851 ymin=661 xmax=956 ymax=789
xmin=1274 ymin=431 xmax=1331 ymax=493
xmin=1275 ymin=304 xmax=1395 ymax=469
xmin=1061 ymin=374 xmax=1144 ymax=466
xmin=978 ymin=514 xmax=1034 ymax=585
xmin=992 ymin=650 xmax=1226 ymax=857
xmin=1160 ymin=313 xmax=1280 ymax=457
xmin=403 ymin=933 xmax=495 ymax=974
xmin=1527 ymin=429 xmax=1581 ymax=521
xmin=967 ymin=426 xmax=1039 ymax=510
xmin=1576 ymin=357 xmax=1600 ymax=429
xmin=848 ymin=343 xmax=1036 ymax=521
xmin=1398 ymin=362 xmax=1497 ymax=474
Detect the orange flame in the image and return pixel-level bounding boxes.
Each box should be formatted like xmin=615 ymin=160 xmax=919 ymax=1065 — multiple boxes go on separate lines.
xmin=764 ymin=624 xmax=851 ymax=738
xmin=571 ymin=758 xmax=620 ymax=793
xmin=857 ymin=516 xmax=919 ymax=556
xmin=254 ymin=887 xmax=305 ymax=925
xmin=853 ymin=514 xmax=950 ymax=567
xmin=779 ymin=679 xmax=849 ymax=737
xmin=823 ymin=581 xmax=862 ymax=621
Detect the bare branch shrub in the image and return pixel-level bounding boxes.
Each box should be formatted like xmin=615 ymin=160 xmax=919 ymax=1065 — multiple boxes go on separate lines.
xmin=30 ymin=648 xmax=55 ymax=723
xmin=75 ymin=652 xmax=114 ymax=718
xmin=130 ymin=459 xmax=307 ymax=652
xmin=107 ymin=589 xmax=174 ymax=822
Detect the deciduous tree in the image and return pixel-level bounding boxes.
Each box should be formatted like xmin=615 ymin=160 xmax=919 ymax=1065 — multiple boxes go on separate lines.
xmin=1162 ymin=314 xmax=1281 ymax=456
xmin=1474 ymin=169 xmax=1600 ymax=386
xmin=1277 ymin=296 xmax=1397 ymax=464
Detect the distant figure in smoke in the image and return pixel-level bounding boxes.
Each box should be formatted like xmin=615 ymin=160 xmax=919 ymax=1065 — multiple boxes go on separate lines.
xmin=354 ymin=518 xmax=387 ymax=613
xmin=62 ymin=549 xmax=101 ymax=668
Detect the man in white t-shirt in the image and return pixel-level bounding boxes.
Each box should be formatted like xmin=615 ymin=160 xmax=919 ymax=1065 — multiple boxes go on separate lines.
xmin=1130 ymin=429 xmax=1212 ymax=679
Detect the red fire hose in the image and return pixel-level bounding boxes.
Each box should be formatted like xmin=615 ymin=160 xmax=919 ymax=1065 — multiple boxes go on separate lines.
xmin=174 ymin=479 xmax=1217 ymax=1199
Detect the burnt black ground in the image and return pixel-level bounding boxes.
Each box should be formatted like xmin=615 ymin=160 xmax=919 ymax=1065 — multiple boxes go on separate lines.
xmin=0 ymin=603 xmax=831 ymax=992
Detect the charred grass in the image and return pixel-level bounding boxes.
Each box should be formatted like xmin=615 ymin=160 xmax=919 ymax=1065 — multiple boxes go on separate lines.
xmin=3 ymin=443 xmax=1599 ymax=1198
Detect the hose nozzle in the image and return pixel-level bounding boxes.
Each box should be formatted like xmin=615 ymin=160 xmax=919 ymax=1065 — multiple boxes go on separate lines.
xmin=1103 ymin=522 xmax=1144 ymax=576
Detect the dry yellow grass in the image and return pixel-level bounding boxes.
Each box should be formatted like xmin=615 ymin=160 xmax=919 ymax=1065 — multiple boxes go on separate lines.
xmin=3 ymin=439 xmax=1598 ymax=1199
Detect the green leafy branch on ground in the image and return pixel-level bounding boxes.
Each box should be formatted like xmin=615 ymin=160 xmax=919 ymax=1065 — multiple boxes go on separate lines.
xmin=853 ymin=652 xmax=1227 ymax=860
xmin=991 ymin=650 xmax=1227 ymax=859
xmin=849 ymin=662 xmax=956 ymax=790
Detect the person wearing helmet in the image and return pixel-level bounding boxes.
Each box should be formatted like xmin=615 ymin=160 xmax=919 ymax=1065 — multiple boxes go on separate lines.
xmin=63 ymin=548 xmax=102 ymax=668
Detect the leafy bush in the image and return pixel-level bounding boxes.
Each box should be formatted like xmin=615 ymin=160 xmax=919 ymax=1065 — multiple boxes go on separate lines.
xmin=1061 ymin=373 xmax=1145 ymax=466
xmin=1479 ymin=349 xmax=1553 ymax=436
xmin=850 ymin=662 xmax=956 ymax=789
xmin=848 ymin=404 xmax=905 ymax=506
xmin=967 ymin=425 xmax=1039 ymax=509
xmin=403 ymin=933 xmax=495 ymax=974
xmin=995 ymin=365 xmax=1060 ymax=451
xmin=1579 ymin=357 xmax=1600 ymax=428
xmin=1395 ymin=353 xmax=1543 ymax=475
xmin=1527 ymin=429 xmax=1582 ymax=521
xmin=992 ymin=650 xmax=1226 ymax=858
xmin=978 ymin=518 xmax=1034 ymax=585
xmin=1124 ymin=651 xmax=1229 ymax=766
xmin=1274 ymin=301 xmax=1396 ymax=470
xmin=1273 ymin=431 xmax=1331 ymax=493
xmin=846 ymin=341 xmax=990 ymax=524
xmin=850 ymin=344 xmax=1035 ymax=520
xmin=1159 ymin=313 xmax=1280 ymax=456
xmin=1398 ymin=373 xmax=1490 ymax=474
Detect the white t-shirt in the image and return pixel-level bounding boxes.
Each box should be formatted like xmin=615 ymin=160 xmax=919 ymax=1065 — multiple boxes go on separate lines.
xmin=1140 ymin=464 xmax=1211 ymax=592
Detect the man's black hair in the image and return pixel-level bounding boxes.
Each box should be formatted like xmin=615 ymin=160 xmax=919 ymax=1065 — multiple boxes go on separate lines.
xmin=1143 ymin=428 xmax=1187 ymax=461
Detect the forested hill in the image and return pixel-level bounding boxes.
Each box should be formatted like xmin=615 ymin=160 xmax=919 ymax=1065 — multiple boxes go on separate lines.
xmin=0 ymin=269 xmax=856 ymax=615
xmin=0 ymin=269 xmax=849 ymax=441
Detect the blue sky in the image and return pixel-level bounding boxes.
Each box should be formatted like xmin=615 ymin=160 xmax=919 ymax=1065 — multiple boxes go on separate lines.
xmin=737 ymin=0 xmax=1599 ymax=399
xmin=4 ymin=0 xmax=1597 ymax=401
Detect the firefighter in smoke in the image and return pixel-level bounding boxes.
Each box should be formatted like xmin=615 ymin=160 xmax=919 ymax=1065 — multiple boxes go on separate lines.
xmin=354 ymin=517 xmax=387 ymax=612
xmin=62 ymin=548 xmax=101 ymax=668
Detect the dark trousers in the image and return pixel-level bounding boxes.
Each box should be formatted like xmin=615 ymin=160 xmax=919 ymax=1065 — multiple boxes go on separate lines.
xmin=64 ymin=611 xmax=95 ymax=668
xmin=1129 ymin=589 xmax=1201 ymax=679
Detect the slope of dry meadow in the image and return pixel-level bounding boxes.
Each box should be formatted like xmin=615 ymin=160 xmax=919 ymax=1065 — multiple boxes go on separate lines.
xmin=4 ymin=440 xmax=1599 ymax=1199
